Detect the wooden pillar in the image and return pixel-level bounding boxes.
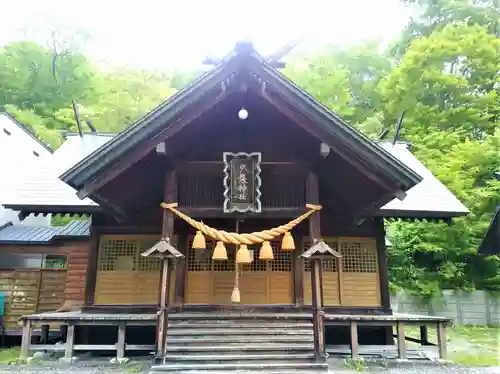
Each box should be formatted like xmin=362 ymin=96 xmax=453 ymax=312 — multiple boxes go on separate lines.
xmin=437 ymin=322 xmax=447 ymax=359
xmin=84 ymin=229 xmax=100 ymax=306
xmin=20 ymin=320 xmax=32 ymax=360
xmin=307 ymin=171 xmax=325 ymax=360
xmin=396 ymin=321 xmax=407 ymax=359
xmin=174 ymin=236 xmax=186 ymax=306
xmin=40 ymin=325 xmax=49 ymax=344
xmin=156 ymin=169 xmax=176 ymax=358
xmin=420 ymin=325 xmax=429 ymax=345
xmin=293 ymin=245 xmax=304 ymax=306
xmin=311 ymin=258 xmax=326 ymax=360
xmin=116 ymin=322 xmax=126 ymax=359
xmin=375 ymin=218 xmax=391 ymax=312
xmin=65 ymin=323 xmax=75 ymax=360
xmin=349 ymin=320 xmax=359 ymax=358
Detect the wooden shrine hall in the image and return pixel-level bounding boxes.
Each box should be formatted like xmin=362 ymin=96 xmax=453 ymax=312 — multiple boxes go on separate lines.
xmin=0 ymin=42 xmax=469 ymax=372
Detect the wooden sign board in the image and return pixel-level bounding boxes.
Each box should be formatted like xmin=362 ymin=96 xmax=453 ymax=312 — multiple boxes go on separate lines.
xmin=223 ymin=152 xmax=262 ymax=213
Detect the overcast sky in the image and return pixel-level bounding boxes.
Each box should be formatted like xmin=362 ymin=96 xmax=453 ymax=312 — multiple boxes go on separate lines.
xmin=1 ymin=0 xmax=413 ymax=69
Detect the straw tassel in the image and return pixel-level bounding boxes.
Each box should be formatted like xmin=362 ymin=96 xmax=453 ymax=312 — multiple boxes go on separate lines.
xmin=212 ymin=241 xmax=228 ymax=260
xmin=259 ymin=241 xmax=274 ymax=260
xmin=192 ymin=230 xmax=206 ymax=249
xmin=235 ymin=244 xmax=252 ymax=264
xmin=281 ymin=231 xmax=295 ymax=251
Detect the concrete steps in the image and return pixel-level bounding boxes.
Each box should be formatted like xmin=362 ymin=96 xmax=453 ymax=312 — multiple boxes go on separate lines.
xmin=150 ymin=311 xmax=328 ymax=372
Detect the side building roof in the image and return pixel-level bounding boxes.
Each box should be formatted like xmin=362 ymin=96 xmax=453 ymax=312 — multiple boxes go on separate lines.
xmin=0 ymin=219 xmax=90 ymax=245
xmin=2 ymin=134 xmax=113 ymax=215
xmin=378 ymin=142 xmax=469 ymax=218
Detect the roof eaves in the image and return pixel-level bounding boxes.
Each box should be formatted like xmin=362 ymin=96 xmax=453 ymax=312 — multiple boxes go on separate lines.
xmin=1 ymin=112 xmax=53 ymax=153
xmin=248 ymin=58 xmax=422 ymax=190
xmin=60 ymin=55 xmax=241 ymax=189
xmin=376 ymin=209 xmax=468 ymax=219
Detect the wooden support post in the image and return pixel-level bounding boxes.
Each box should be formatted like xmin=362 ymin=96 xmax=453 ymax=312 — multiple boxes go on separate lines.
xmin=375 ymin=218 xmax=391 ymax=312
xmin=156 ymin=169 xmax=176 ymax=359
xmin=307 ymin=171 xmax=325 ymax=360
xmin=40 ymin=325 xmax=49 ymax=344
xmin=396 ymin=322 xmax=407 ymax=359
xmin=157 ymin=259 xmax=171 ymax=358
xmin=65 ymin=323 xmax=75 ymax=360
xmin=311 ymin=259 xmax=325 ymax=360
xmin=437 ymin=322 xmax=447 ymax=359
xmin=20 ymin=321 xmax=32 ymax=360
xmin=420 ymin=325 xmax=429 ymax=345
xmin=84 ymin=230 xmax=100 ymax=306
xmin=293 ymin=245 xmax=304 ymax=306
xmin=349 ymin=320 xmax=359 ymax=358
xmin=116 ymin=322 xmax=126 ymax=359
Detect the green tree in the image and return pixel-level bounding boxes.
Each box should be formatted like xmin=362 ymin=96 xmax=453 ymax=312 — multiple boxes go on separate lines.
xmin=382 ymin=24 xmax=499 ymax=141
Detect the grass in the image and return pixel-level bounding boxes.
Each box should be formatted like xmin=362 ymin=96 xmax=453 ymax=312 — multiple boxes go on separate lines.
xmin=0 ymin=348 xmax=21 ymax=365
xmin=405 ymin=325 xmax=500 ymax=367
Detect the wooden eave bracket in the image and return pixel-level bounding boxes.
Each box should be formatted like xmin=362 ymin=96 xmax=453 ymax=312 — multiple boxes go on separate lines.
xmin=300 ymin=239 xmax=342 ymax=260
xmin=142 ymin=237 xmax=184 ymax=259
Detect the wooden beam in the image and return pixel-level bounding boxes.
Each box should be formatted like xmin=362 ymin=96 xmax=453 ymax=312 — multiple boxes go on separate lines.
xmin=179 ymin=207 xmax=308 ymax=219
xmin=375 ymin=218 xmax=391 ymax=312
xmin=84 ymin=229 xmax=100 ymax=306
xmin=76 ymin=87 xmax=233 ymax=200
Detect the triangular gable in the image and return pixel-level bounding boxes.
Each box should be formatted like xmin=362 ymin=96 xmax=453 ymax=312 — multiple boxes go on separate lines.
xmin=61 ymin=42 xmax=421 ymax=203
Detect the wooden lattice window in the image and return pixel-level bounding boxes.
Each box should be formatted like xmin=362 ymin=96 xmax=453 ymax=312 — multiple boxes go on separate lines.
xmin=271 ymin=242 xmax=292 ymax=272
xmin=187 ymin=239 xmax=213 ymax=271
xmin=303 ymin=239 xmax=338 ymax=272
xmin=339 ymin=240 xmax=377 ymax=273
xmin=98 ymin=237 xmax=160 ymax=272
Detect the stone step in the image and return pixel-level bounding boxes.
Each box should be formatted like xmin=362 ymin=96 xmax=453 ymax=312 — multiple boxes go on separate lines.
xmin=164 ymin=352 xmax=317 ymax=362
xmin=166 ymin=343 xmax=313 ymax=352
xmin=167 ymin=328 xmax=313 ymax=336
xmin=167 ymin=335 xmax=314 ymax=344
xmin=150 ymin=361 xmax=328 ymax=372
xmin=168 ymin=321 xmax=313 ymax=329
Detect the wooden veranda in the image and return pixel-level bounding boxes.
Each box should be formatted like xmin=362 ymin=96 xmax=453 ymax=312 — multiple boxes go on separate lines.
xmin=17 ymin=309 xmax=450 ymax=361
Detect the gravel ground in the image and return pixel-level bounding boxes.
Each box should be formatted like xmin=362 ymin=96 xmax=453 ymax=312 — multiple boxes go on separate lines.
xmin=0 ymin=361 xmax=499 ymax=374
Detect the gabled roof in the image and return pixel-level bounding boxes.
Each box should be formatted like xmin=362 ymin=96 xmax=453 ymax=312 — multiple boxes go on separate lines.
xmin=0 ymin=112 xmax=53 ymax=153
xmin=1 ymin=133 xmax=468 ymax=220
xmin=61 ymin=42 xmax=421 ymax=200
xmin=3 ymin=134 xmax=112 ymax=214
xmin=378 ymin=142 xmax=469 ymax=218
xmin=0 ymin=219 xmax=90 ymax=245
xmin=478 ymin=206 xmax=499 ymax=256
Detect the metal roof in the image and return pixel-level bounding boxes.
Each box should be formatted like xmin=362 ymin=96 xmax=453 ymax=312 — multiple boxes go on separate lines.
xmin=2 ymin=134 xmax=113 ymax=212
xmin=0 ymin=112 xmax=53 ymax=153
xmin=378 ymin=142 xmax=469 ymax=218
xmin=0 ymin=219 xmax=90 ymax=244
